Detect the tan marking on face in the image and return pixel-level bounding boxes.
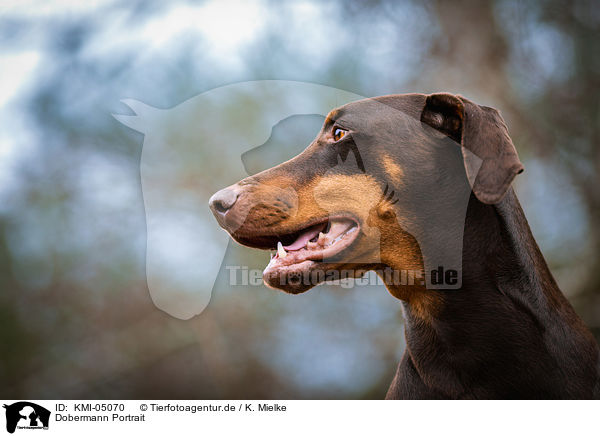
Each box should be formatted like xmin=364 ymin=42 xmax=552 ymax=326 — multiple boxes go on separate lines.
xmin=368 ymin=210 xmax=438 ymax=320
xmin=324 ymin=109 xmax=340 ymax=126
xmin=311 ymin=174 xmax=382 ymax=222
xmin=382 ymin=155 xmax=404 ymax=185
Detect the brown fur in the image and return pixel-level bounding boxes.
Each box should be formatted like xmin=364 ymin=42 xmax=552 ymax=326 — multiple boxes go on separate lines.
xmin=210 ymin=93 xmax=600 ymax=399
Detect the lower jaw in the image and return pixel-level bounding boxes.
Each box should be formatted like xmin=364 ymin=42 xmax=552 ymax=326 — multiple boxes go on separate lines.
xmin=263 ymin=253 xmax=370 ymax=294
xmin=263 ymin=260 xmax=335 ymax=294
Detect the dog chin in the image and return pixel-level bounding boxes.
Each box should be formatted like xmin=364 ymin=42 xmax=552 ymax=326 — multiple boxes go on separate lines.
xmin=262 ymin=261 xmax=371 ymax=294
xmin=264 ymin=278 xmax=315 ymax=295
xmin=262 ymin=260 xmax=325 ymax=294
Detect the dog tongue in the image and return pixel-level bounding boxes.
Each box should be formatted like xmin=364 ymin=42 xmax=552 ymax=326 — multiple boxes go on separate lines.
xmin=283 ymin=223 xmax=326 ymax=251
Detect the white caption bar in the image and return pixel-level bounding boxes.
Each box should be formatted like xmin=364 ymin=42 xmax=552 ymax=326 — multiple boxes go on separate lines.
xmin=1 ymin=400 xmax=596 ymax=436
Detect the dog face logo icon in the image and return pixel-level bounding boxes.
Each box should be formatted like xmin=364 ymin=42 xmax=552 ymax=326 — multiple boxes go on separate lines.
xmin=3 ymin=402 xmax=50 ymax=434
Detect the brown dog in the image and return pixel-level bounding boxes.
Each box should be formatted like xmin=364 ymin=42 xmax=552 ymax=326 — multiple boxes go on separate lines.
xmin=210 ymin=93 xmax=600 ymax=399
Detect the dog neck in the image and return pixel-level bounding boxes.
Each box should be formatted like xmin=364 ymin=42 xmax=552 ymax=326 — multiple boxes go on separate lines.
xmin=382 ymin=189 xmax=595 ymax=398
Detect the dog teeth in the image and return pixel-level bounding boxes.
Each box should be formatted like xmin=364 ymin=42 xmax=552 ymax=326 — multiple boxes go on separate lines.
xmin=277 ymin=241 xmax=287 ymax=258
xmin=317 ymin=232 xmax=327 ymax=245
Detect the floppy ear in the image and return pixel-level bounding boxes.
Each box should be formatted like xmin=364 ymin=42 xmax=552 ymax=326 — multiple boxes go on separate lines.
xmin=420 ymin=93 xmax=524 ymax=204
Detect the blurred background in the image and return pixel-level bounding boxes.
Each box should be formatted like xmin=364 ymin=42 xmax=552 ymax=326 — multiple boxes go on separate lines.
xmin=0 ymin=0 xmax=599 ymax=399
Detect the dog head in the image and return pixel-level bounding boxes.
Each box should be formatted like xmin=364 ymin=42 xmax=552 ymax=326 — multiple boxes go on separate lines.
xmin=210 ymin=93 xmax=523 ymax=294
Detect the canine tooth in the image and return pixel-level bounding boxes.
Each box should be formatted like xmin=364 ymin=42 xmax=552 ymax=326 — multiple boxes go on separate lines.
xmin=277 ymin=241 xmax=287 ymax=258
xmin=318 ymin=232 xmax=327 ymax=245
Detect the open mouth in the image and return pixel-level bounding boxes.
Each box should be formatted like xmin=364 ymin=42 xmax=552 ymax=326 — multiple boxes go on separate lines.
xmin=234 ymin=217 xmax=360 ymax=292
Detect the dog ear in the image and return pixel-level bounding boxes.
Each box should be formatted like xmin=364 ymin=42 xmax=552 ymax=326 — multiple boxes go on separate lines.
xmin=420 ymin=93 xmax=524 ymax=204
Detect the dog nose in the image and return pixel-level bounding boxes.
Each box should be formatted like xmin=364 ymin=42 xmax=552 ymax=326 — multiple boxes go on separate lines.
xmin=209 ymin=188 xmax=239 ymax=215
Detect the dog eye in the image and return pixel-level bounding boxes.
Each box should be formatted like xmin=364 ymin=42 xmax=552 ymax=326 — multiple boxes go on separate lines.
xmin=333 ymin=128 xmax=347 ymax=142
